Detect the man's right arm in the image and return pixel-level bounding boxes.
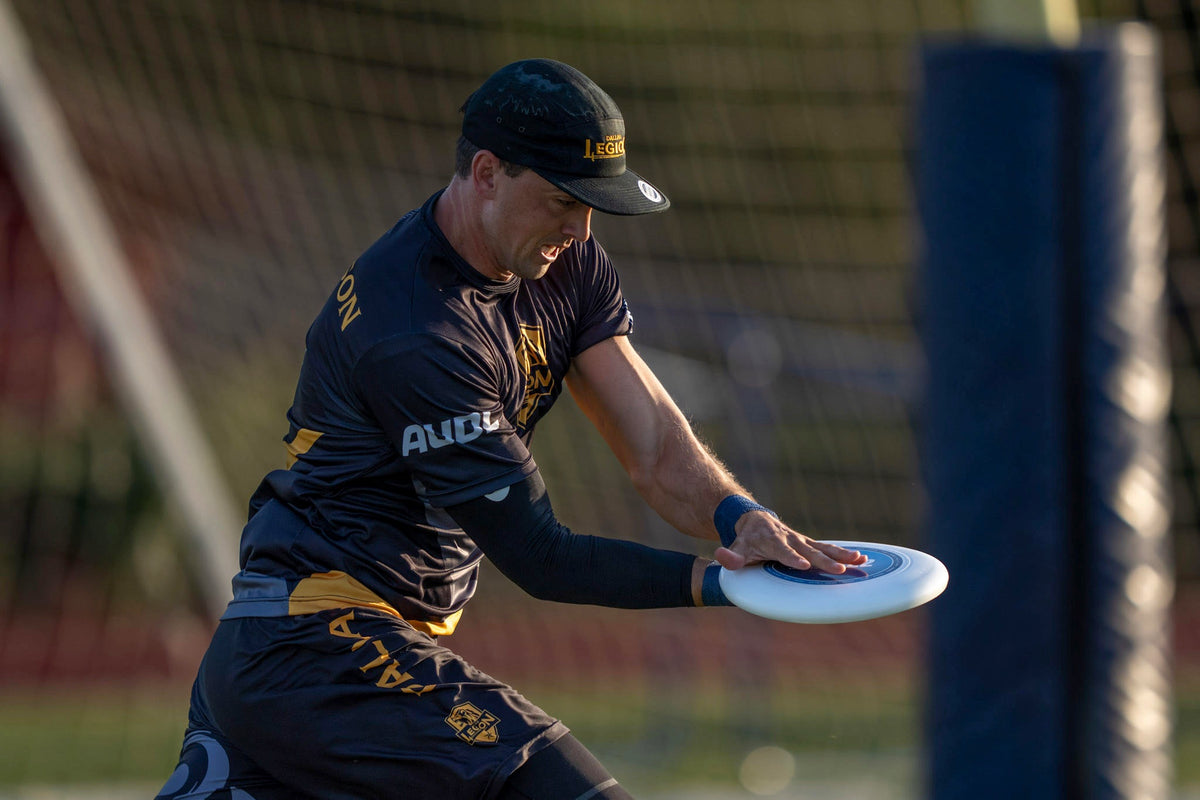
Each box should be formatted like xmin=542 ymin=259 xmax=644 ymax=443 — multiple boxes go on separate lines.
xmin=566 ymin=335 xmax=865 ymax=574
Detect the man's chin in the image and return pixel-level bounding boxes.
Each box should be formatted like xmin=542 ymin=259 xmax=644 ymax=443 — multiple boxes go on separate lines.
xmin=504 ymin=261 xmax=552 ymax=281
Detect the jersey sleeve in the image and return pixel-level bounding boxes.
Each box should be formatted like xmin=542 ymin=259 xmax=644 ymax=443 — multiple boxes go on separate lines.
xmin=570 ymin=239 xmax=634 ymax=356
xmin=446 ymin=470 xmax=697 ymax=608
xmin=354 ymin=332 xmax=536 ymax=507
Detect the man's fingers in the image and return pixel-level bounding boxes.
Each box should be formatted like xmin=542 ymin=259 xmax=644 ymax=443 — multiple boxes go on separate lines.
xmin=811 ymin=540 xmax=867 ymax=565
xmin=721 ymin=526 xmax=864 ymax=574
xmin=772 ymin=545 xmax=812 ymax=571
xmin=714 ymin=546 xmax=747 ymax=570
xmin=717 ymin=544 xmax=805 ymax=571
xmin=797 ymin=541 xmax=868 ymax=574
xmin=719 ymin=542 xmax=811 ymax=572
xmin=793 ymin=543 xmax=844 ymax=573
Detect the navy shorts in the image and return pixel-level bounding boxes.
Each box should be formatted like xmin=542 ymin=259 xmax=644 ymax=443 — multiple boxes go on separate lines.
xmin=156 ymin=609 xmax=568 ymax=800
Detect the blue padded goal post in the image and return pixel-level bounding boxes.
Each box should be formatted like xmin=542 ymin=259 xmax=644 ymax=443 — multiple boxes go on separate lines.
xmin=915 ymin=24 xmax=1174 ymax=800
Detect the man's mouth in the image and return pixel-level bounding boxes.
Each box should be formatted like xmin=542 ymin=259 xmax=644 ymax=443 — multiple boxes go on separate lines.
xmin=540 ymin=243 xmax=570 ymax=261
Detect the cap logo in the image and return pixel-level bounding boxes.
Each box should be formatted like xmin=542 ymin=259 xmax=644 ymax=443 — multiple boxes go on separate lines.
xmin=637 ymin=180 xmax=663 ymax=204
xmin=583 ymin=134 xmax=625 ymax=161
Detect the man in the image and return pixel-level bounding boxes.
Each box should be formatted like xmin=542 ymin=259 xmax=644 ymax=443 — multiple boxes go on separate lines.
xmin=157 ymin=59 xmax=865 ymax=800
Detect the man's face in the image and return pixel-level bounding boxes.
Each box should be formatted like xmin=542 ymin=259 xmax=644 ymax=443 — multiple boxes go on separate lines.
xmin=479 ymin=166 xmax=593 ymax=281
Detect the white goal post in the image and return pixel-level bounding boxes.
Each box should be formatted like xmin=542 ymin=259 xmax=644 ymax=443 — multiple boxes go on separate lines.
xmin=0 ymin=0 xmax=240 ymax=620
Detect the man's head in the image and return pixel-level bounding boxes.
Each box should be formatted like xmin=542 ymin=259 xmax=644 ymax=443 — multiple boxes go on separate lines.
xmin=454 ymin=137 xmax=525 ymax=181
xmin=459 ymin=59 xmax=670 ymax=216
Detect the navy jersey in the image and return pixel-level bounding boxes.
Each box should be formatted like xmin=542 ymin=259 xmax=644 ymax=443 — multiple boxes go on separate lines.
xmin=225 ymin=190 xmax=633 ymax=634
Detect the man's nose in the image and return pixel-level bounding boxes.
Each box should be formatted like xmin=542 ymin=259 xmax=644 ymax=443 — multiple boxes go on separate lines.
xmin=563 ymin=206 xmax=592 ymax=243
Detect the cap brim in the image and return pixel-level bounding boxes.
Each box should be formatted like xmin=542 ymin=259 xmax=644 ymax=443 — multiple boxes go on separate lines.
xmin=534 ymin=167 xmax=671 ymax=216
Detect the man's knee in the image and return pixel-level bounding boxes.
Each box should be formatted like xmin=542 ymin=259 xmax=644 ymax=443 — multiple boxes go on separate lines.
xmin=497 ymin=733 xmax=633 ymax=800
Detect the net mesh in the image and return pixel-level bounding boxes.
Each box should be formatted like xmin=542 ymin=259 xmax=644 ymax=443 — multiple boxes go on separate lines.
xmin=1 ymin=0 xmax=1195 ymax=796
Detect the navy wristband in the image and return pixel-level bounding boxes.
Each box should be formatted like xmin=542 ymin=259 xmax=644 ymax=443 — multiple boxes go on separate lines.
xmin=701 ymin=563 xmax=733 ymax=607
xmin=713 ymin=494 xmax=777 ymax=548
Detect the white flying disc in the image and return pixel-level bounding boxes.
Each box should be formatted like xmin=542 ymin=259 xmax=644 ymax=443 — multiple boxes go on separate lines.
xmin=718 ymin=541 xmax=949 ymax=624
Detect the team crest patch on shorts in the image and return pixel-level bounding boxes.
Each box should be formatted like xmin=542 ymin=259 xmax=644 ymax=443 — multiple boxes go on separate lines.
xmin=445 ymin=702 xmax=500 ymax=745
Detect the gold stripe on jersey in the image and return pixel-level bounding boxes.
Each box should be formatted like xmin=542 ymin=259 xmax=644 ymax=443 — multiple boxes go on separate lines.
xmin=290 ymin=570 xmax=463 ymax=636
xmin=285 ymin=428 xmax=323 ymax=468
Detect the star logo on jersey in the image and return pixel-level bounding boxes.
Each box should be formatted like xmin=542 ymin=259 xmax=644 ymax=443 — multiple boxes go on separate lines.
xmin=515 ymin=324 xmax=554 ymax=429
xmin=445 ymin=702 xmax=500 ymax=745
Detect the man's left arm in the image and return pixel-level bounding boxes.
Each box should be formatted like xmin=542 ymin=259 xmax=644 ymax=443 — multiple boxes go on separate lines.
xmin=566 ymin=335 xmax=865 ymax=575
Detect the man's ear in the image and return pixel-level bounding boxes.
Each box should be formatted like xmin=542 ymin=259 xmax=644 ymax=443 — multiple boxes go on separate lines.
xmin=471 ymin=150 xmax=499 ymax=199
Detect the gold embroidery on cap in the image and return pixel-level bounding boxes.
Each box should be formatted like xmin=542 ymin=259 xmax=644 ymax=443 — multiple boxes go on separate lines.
xmin=583 ymin=134 xmax=625 ymax=161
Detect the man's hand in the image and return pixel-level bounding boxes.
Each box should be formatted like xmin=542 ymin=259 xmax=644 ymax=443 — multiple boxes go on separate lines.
xmin=714 ymin=510 xmax=867 ymax=573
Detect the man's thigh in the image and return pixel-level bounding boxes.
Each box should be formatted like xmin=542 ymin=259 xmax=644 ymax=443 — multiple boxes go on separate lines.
xmin=194 ymin=610 xmax=568 ymax=800
xmin=156 ymin=728 xmax=296 ymax=800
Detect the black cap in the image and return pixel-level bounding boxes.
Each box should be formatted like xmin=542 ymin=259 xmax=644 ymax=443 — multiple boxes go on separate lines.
xmin=461 ymin=59 xmax=670 ymax=216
